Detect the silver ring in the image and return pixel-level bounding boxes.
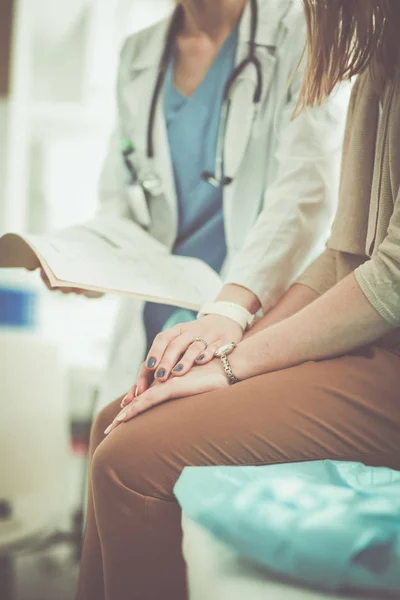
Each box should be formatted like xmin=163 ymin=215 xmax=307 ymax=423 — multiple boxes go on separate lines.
xmin=194 ymin=336 xmax=208 ymax=350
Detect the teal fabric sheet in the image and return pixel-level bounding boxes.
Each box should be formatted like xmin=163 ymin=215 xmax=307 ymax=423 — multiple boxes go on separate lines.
xmin=174 ymin=461 xmax=400 ymax=595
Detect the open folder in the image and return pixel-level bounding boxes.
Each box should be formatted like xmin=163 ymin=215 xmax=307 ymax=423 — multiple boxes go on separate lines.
xmin=0 ymin=217 xmax=222 ymax=310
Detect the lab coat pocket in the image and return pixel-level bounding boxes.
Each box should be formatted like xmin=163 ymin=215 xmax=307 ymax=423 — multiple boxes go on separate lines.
xmin=127 ymin=183 xmax=151 ymax=229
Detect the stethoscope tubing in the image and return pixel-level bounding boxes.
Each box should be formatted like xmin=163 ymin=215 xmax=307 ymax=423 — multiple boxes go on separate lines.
xmin=143 ymin=0 xmax=262 ymax=189
xmin=146 ymin=0 xmax=263 ymax=178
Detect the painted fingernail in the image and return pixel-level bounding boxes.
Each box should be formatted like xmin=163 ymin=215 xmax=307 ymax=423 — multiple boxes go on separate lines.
xmin=120 ymin=394 xmax=128 ymax=408
xmin=197 ymin=354 xmax=205 ymax=361
xmin=147 ymin=357 xmax=157 ymax=369
xmin=156 ymin=368 xmax=166 ymax=378
xmin=104 ymin=424 xmax=113 ymax=435
xmin=173 ymin=364 xmax=183 ymax=372
xmin=116 ymin=412 xmax=127 ymax=422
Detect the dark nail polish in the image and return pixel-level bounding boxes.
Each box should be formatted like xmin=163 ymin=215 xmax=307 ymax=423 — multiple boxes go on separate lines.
xmin=197 ymin=354 xmax=205 ymax=361
xmin=173 ymin=364 xmax=183 ymax=372
xmin=147 ymin=357 xmax=156 ymax=369
xmin=156 ymin=368 xmax=166 ymax=378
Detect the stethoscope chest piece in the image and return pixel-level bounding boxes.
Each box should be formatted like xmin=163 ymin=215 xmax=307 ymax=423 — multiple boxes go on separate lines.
xmin=140 ymin=170 xmax=163 ymax=197
xmin=202 ymin=172 xmax=233 ymax=188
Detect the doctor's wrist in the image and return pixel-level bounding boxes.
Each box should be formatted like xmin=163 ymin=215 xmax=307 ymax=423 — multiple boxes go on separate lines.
xmin=216 ymin=284 xmax=261 ymax=314
xmin=198 ymin=301 xmax=255 ymax=333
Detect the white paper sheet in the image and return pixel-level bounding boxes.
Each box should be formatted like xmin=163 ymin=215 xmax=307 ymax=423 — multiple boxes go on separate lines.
xmin=0 ymin=217 xmax=222 ymax=310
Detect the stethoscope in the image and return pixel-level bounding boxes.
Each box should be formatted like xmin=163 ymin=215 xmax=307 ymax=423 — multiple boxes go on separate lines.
xmin=123 ymin=0 xmax=263 ymax=197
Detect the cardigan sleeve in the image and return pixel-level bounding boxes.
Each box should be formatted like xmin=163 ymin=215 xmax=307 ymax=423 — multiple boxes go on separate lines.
xmin=355 ymin=188 xmax=400 ymax=326
xmin=295 ymin=248 xmax=338 ymax=296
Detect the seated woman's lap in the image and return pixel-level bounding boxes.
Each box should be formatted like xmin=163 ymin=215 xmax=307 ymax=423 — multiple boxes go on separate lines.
xmin=91 ymin=346 xmax=400 ymax=502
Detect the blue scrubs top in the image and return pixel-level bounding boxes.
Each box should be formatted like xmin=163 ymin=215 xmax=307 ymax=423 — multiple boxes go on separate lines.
xmin=144 ymin=26 xmax=239 ymax=351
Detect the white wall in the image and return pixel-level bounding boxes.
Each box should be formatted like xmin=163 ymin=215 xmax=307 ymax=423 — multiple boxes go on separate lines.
xmin=0 ymin=100 xmax=9 ymax=229
xmin=1 ymin=0 xmax=174 ymax=384
xmin=2 ymin=0 xmax=173 ymax=235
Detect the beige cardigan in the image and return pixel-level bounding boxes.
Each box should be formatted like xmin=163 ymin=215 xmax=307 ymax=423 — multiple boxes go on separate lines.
xmin=298 ymin=69 xmax=400 ymax=352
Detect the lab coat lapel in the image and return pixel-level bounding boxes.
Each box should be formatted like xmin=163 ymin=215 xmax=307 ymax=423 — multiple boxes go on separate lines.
xmin=223 ymin=46 xmax=276 ymax=179
xmin=222 ymin=0 xmax=293 ymax=237
xmin=121 ymin=19 xmax=178 ymax=247
xmin=149 ymin=83 xmax=178 ymax=245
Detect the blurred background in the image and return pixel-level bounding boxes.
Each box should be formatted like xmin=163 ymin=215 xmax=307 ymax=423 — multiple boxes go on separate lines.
xmin=0 ymin=1 xmax=171 ymax=598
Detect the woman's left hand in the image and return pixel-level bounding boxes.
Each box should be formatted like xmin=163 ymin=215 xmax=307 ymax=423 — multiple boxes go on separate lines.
xmin=104 ymin=360 xmax=228 ymax=435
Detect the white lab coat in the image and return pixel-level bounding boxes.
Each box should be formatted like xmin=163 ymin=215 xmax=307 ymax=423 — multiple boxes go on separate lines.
xmin=95 ymin=0 xmax=351 ymax=408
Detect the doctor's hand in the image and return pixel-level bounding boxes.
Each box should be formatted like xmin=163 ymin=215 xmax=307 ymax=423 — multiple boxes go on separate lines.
xmin=38 ymin=268 xmax=103 ymax=298
xmin=105 ymin=360 xmax=229 ymax=435
xmin=135 ymin=314 xmax=243 ymax=395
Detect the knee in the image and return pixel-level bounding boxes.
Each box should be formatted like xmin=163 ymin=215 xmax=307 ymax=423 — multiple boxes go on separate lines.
xmin=90 ymin=419 xmax=177 ymax=501
xmin=89 ymin=396 xmax=123 ymax=451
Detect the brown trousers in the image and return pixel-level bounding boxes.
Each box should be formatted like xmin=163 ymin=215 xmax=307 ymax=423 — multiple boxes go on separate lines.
xmin=76 ymin=346 xmax=400 ymax=600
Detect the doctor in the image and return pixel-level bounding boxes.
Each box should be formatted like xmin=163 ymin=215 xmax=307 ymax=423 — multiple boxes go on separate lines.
xmin=49 ymin=0 xmax=350 ymax=408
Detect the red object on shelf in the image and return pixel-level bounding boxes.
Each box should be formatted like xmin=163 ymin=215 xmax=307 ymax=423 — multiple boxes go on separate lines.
xmin=71 ymin=437 xmax=90 ymax=457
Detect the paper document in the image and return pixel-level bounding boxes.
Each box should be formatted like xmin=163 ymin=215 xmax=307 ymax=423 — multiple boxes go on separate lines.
xmin=0 ymin=217 xmax=222 ymax=310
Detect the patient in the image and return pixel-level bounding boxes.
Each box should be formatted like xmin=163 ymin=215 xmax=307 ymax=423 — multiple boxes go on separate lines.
xmin=76 ymin=1 xmax=400 ymax=599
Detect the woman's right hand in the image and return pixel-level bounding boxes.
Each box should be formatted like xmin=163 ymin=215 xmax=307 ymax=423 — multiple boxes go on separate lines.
xmin=132 ymin=313 xmax=244 ymax=399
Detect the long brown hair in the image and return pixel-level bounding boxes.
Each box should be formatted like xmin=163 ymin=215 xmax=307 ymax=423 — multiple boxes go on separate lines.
xmin=297 ymin=0 xmax=400 ymax=110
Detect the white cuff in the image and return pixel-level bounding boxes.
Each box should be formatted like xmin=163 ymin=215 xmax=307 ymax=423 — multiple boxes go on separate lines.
xmin=197 ymin=301 xmax=255 ymax=332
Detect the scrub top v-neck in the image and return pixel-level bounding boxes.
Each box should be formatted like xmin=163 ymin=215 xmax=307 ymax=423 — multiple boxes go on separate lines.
xmin=143 ymin=25 xmax=239 ymax=351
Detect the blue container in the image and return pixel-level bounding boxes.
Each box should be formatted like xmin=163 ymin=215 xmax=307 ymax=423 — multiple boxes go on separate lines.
xmin=0 ymin=286 xmax=38 ymax=328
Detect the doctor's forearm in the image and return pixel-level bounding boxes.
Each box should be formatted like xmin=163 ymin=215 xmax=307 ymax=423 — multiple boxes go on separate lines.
xmin=230 ymin=273 xmax=393 ymax=380
xmin=216 ymin=284 xmax=261 ymax=314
